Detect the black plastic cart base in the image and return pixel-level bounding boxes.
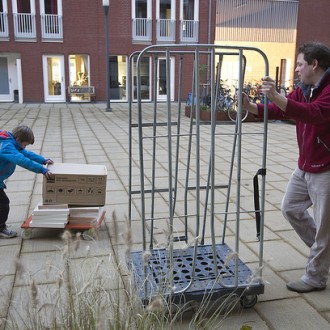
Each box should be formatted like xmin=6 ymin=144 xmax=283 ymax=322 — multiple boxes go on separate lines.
xmin=129 ymin=243 xmax=264 ymax=308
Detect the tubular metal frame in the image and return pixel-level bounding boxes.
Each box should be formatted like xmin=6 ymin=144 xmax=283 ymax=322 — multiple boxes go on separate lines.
xmin=127 ymin=44 xmax=269 ymax=307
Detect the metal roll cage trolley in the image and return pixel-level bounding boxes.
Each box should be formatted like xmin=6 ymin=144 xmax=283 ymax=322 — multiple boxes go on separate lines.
xmin=127 ymin=44 xmax=269 ymax=309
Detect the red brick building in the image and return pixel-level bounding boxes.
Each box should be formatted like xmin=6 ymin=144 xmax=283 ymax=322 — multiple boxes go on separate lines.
xmin=295 ymin=0 xmax=330 ymax=49
xmin=0 ymin=0 xmax=216 ymax=103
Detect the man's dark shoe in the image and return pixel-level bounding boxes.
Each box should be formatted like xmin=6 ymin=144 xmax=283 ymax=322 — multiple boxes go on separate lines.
xmin=286 ymin=280 xmax=326 ymax=293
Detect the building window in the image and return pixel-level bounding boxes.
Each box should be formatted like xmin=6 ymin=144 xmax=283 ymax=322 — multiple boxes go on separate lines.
xmin=69 ymin=54 xmax=90 ymax=102
xmin=69 ymin=55 xmax=90 ymax=87
xmin=132 ymin=55 xmax=151 ymax=100
xmin=180 ymin=0 xmax=199 ymax=42
xmin=132 ymin=0 xmax=152 ymax=42
xmin=40 ymin=0 xmax=63 ymax=40
xmin=0 ymin=0 xmax=9 ymax=38
xmin=109 ymin=55 xmax=127 ymax=101
xmin=156 ymin=0 xmax=175 ymax=42
xmin=13 ymin=0 xmax=36 ymax=39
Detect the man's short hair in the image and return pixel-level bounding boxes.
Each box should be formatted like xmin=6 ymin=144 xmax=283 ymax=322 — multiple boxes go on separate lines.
xmin=12 ymin=125 xmax=35 ymax=144
xmin=298 ymin=42 xmax=330 ymax=70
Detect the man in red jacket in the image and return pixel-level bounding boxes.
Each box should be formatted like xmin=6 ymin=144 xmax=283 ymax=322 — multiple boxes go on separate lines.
xmin=243 ymin=42 xmax=330 ymax=293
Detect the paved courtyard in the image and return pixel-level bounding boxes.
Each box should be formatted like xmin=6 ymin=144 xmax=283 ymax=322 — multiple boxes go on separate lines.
xmin=0 ymin=102 xmax=329 ymax=329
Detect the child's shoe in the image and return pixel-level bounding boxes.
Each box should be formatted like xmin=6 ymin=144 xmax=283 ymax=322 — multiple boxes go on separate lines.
xmin=0 ymin=227 xmax=17 ymax=238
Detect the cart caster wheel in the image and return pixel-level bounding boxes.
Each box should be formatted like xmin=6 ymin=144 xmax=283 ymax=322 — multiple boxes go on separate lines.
xmin=82 ymin=230 xmax=96 ymax=241
xmin=21 ymin=229 xmax=33 ymax=239
xmin=240 ymin=295 xmax=257 ymax=308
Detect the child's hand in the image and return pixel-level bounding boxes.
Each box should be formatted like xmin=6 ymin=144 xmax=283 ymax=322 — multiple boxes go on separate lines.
xmin=44 ymin=170 xmax=54 ymax=180
xmin=44 ymin=158 xmax=54 ymax=165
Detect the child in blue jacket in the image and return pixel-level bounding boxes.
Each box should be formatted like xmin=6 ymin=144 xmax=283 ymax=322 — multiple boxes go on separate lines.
xmin=0 ymin=125 xmax=53 ymax=238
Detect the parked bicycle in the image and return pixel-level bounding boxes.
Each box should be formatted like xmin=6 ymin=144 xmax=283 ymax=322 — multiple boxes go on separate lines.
xmin=216 ymin=82 xmax=249 ymax=122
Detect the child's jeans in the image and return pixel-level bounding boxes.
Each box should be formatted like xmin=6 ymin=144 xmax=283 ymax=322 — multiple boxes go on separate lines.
xmin=0 ymin=189 xmax=10 ymax=231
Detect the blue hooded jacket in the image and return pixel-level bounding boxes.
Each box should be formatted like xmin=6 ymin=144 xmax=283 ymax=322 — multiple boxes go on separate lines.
xmin=0 ymin=130 xmax=48 ymax=189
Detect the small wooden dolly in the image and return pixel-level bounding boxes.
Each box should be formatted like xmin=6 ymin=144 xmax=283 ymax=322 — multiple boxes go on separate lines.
xmin=21 ymin=207 xmax=106 ymax=240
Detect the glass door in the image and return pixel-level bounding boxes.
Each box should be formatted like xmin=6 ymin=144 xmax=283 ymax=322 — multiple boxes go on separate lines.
xmin=157 ymin=57 xmax=174 ymax=101
xmin=0 ymin=56 xmax=11 ymax=101
xmin=42 ymin=55 xmax=65 ymax=102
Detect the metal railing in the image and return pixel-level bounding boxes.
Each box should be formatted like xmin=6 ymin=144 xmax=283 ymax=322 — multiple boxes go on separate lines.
xmin=180 ymin=19 xmax=199 ymax=42
xmin=0 ymin=12 xmax=9 ymax=38
xmin=156 ymin=19 xmax=175 ymax=42
xmin=132 ymin=18 xmax=152 ymax=42
xmin=13 ymin=13 xmax=36 ymax=39
xmin=41 ymin=14 xmax=63 ymax=39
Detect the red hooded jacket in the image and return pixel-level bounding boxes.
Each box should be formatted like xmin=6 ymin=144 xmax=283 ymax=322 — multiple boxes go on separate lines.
xmin=258 ymin=68 xmax=330 ymax=173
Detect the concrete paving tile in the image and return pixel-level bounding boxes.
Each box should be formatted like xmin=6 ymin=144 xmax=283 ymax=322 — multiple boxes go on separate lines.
xmin=266 ymin=180 xmax=288 ymax=193
xmin=110 ymin=158 xmax=129 ymax=169
xmin=15 ymin=251 xmax=65 ymax=286
xmin=7 ymin=283 xmax=67 ymax=329
xmin=247 ymin=240 xmax=307 ymax=272
xmin=106 ymin=205 xmax=128 ymax=222
xmin=5 ymin=179 xmax=35 ymax=192
xmin=83 ymin=145 xmax=104 ymax=152
xmin=62 ymin=151 xmax=85 ymax=159
xmin=277 ymin=230 xmax=310 ymax=258
xmin=0 ymin=275 xmax=14 ymax=318
xmin=21 ymin=236 xmax=65 ymax=253
xmin=107 ymin=178 xmax=127 ymax=192
xmin=124 ymin=220 xmax=144 ymax=245
xmin=265 ymin=164 xmax=292 ymax=175
xmin=7 ymin=170 xmax=36 ymax=182
xmin=69 ymin=255 xmax=125 ymax=291
xmin=245 ymin=263 xmax=299 ymax=302
xmin=263 ymin=188 xmax=285 ymax=208
xmin=0 ymin=244 xmax=21 ymax=276
xmin=217 ymin=308 xmax=270 ymax=330
xmin=68 ymin=230 xmax=112 ymax=259
xmin=280 ymin=269 xmax=330 ymax=311
xmin=303 ymin=288 xmax=330 ymax=311
xmin=264 ymin=170 xmax=290 ymax=183
xmin=255 ymin=298 xmax=330 ymax=329
xmin=224 ymin=236 xmax=260 ymax=264
xmin=5 ymin=192 xmax=31 ymax=207
xmin=323 ymin=311 xmax=330 ymax=323
xmin=29 ymin=196 xmax=43 ymax=212
xmin=106 ymin=190 xmax=129 ymax=204
xmin=263 ymin=210 xmax=292 ymax=232
xmin=107 ymin=151 xmax=130 ymax=160
xmin=280 ymin=269 xmax=307 ymax=283
xmin=226 ymin=218 xmax=280 ymax=243
xmin=86 ymin=155 xmax=109 ymax=163
xmin=64 ymin=157 xmax=88 ymax=163
xmin=7 ymin=205 xmax=30 ymax=224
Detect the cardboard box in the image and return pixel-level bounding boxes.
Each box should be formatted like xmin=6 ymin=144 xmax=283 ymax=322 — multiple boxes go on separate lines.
xmin=43 ymin=163 xmax=107 ymax=206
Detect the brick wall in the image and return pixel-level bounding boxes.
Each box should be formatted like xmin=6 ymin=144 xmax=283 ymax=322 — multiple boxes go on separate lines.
xmin=0 ymin=0 xmax=216 ymax=103
xmin=296 ymin=0 xmax=330 ymax=49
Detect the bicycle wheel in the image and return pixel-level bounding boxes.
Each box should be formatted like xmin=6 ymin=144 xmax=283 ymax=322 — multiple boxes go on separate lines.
xmin=227 ymin=101 xmax=249 ymax=122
